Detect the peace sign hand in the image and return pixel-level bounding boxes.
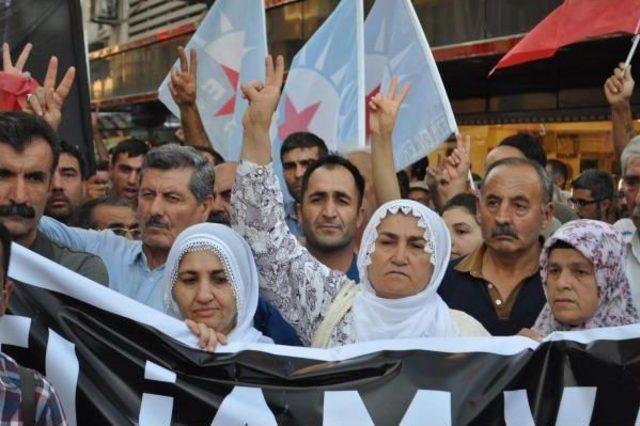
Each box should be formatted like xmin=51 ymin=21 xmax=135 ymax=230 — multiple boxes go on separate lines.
xmin=23 ymin=56 xmax=75 ymax=131
xmin=369 ymin=76 xmax=410 ymax=138
xmin=169 ymin=47 xmax=198 ymax=107
xmin=2 ymin=42 xmax=32 ymax=77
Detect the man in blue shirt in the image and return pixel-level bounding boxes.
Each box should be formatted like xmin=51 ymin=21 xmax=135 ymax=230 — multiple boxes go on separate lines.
xmin=39 ymin=144 xmax=302 ymax=345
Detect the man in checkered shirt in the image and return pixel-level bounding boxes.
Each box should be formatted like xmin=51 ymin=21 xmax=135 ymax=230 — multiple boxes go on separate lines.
xmin=0 ymin=223 xmax=66 ymax=425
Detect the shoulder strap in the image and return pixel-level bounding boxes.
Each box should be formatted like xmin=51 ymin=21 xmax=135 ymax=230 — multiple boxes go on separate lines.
xmin=18 ymin=365 xmax=36 ymax=426
xmin=312 ymin=280 xmax=360 ymax=348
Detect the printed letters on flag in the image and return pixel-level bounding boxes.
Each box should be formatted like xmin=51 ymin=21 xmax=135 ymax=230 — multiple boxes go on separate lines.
xmin=158 ymin=0 xmax=267 ymax=161
xmin=365 ymin=0 xmax=457 ymax=170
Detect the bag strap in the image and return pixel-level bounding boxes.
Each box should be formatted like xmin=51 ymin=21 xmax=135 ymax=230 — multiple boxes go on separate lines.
xmin=18 ymin=365 xmax=36 ymax=426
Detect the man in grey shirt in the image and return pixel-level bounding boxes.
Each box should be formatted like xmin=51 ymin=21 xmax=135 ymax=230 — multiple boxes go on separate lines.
xmin=0 ymin=113 xmax=108 ymax=285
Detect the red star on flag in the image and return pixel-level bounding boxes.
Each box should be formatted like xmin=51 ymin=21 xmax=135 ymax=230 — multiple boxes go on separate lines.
xmin=214 ymin=64 xmax=240 ymax=117
xmin=277 ymin=95 xmax=321 ymax=141
xmin=365 ymin=83 xmax=382 ymax=138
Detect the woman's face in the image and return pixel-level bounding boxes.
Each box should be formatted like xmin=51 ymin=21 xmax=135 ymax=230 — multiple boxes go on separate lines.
xmin=442 ymin=207 xmax=483 ymax=260
xmin=173 ymin=250 xmax=237 ymax=334
xmin=367 ymin=214 xmax=434 ymax=299
xmin=546 ymin=248 xmax=599 ymax=326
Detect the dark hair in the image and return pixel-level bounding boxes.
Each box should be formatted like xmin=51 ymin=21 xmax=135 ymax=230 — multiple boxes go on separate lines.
xmin=483 ymin=157 xmax=554 ymax=204
xmin=194 ymin=145 xmax=225 ymax=165
xmin=500 ymin=133 xmax=547 ymax=168
xmin=0 ymin=222 xmax=11 ymax=286
xmin=572 ymin=169 xmax=615 ymax=201
xmin=0 ymin=112 xmax=60 ymax=174
xmin=546 ymin=159 xmax=569 ymax=185
xmin=111 ymin=138 xmax=149 ymax=166
xmin=396 ymin=170 xmax=410 ymax=198
xmin=95 ymin=160 xmax=109 ymax=171
xmin=142 ymin=144 xmax=214 ymax=202
xmin=410 ymin=157 xmax=429 ymax=181
xmin=75 ymin=196 xmax=132 ymax=229
xmin=60 ymin=141 xmax=87 ymax=180
xmin=442 ymin=193 xmax=478 ymax=217
xmin=280 ymin=132 xmax=329 ymax=161
xmin=300 ymin=154 xmax=365 ymax=208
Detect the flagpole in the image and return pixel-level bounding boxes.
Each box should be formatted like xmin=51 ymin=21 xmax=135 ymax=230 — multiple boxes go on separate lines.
xmin=625 ymin=34 xmax=640 ymax=68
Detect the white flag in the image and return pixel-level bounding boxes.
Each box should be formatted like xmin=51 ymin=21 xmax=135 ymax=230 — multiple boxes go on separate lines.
xmin=158 ymin=0 xmax=267 ymax=161
xmin=365 ymin=0 xmax=457 ymax=170
xmin=273 ymin=0 xmax=365 ymax=155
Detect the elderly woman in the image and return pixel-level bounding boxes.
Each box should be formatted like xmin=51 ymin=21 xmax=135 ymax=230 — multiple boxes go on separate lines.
xmin=163 ymin=223 xmax=272 ymax=351
xmin=232 ymin=64 xmax=488 ymax=347
xmin=311 ymin=199 xmax=489 ymax=347
xmin=520 ymin=220 xmax=639 ymax=340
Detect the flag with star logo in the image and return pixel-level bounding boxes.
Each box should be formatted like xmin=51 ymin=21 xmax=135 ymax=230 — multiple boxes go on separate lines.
xmin=158 ymin=0 xmax=267 ymax=161
xmin=365 ymin=0 xmax=457 ymax=170
xmin=273 ymin=0 xmax=365 ymax=156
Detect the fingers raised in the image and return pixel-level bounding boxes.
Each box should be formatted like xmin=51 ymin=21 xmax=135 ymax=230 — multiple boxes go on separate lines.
xmin=15 ymin=43 xmax=32 ymax=72
xmin=190 ymin=48 xmax=198 ymax=79
xmin=56 ymin=66 xmax=75 ymax=103
xmin=43 ymin=56 xmax=59 ymax=90
xmin=178 ymin=46 xmax=188 ymax=73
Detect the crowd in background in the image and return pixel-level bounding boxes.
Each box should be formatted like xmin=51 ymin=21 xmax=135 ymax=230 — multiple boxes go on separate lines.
xmin=0 ymin=41 xmax=637 ymax=423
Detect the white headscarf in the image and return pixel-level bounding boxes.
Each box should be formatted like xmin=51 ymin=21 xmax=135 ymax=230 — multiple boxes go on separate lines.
xmin=162 ymin=223 xmax=271 ymax=344
xmin=352 ymin=199 xmax=459 ymax=341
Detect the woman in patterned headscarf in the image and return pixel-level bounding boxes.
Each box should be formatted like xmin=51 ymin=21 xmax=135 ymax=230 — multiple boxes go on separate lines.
xmin=523 ymin=220 xmax=639 ymax=339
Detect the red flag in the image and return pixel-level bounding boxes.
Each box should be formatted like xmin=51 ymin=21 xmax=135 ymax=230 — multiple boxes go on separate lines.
xmin=491 ymin=0 xmax=640 ymax=74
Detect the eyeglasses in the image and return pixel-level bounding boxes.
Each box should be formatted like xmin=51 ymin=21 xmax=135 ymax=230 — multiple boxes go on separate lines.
xmin=623 ymin=175 xmax=640 ymax=188
xmin=109 ymin=227 xmax=141 ymax=239
xmin=569 ymin=198 xmax=605 ymax=208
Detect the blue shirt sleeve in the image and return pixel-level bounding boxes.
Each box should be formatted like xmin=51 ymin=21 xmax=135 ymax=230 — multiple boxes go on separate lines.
xmin=253 ymin=297 xmax=304 ymax=346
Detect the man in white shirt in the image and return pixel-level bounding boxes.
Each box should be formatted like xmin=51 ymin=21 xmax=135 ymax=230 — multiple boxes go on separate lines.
xmin=614 ymin=136 xmax=640 ymax=310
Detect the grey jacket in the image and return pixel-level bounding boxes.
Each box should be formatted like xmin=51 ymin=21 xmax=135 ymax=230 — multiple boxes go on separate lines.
xmin=30 ymin=232 xmax=109 ymax=286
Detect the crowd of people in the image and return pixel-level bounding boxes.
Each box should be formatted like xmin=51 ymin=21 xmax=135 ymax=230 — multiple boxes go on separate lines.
xmin=0 ymin=40 xmax=638 ymax=422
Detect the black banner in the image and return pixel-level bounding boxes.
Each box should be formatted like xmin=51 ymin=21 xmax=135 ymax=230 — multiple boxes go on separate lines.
xmin=0 ymin=0 xmax=94 ymax=170
xmin=4 ymin=245 xmax=640 ymax=425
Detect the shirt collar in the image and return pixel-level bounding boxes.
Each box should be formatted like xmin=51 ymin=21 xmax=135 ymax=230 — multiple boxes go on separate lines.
xmin=454 ymin=239 xmax=542 ymax=280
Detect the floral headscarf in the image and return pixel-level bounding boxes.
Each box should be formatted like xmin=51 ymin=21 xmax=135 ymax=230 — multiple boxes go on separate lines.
xmin=533 ymin=220 xmax=639 ymax=336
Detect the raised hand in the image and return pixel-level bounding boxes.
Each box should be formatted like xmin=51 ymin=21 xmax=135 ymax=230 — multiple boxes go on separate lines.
xmin=604 ymin=63 xmax=634 ymax=106
xmin=2 ymin=42 xmax=32 ymax=77
xmin=369 ymin=76 xmax=410 ymax=138
xmin=241 ymin=55 xmax=284 ymax=130
xmin=185 ymin=319 xmax=228 ymax=353
xmin=23 ymin=56 xmax=75 ymax=131
xmin=169 ymin=47 xmax=197 ymax=107
xmin=444 ymin=134 xmax=471 ymax=182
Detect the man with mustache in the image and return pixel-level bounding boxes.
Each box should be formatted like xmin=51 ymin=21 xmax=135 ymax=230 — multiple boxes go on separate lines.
xmin=38 ymin=144 xmax=212 ymax=309
xmin=296 ymin=155 xmax=365 ymax=281
xmin=615 ymin=136 xmax=640 ymax=311
xmin=0 ymin=113 xmax=108 ymax=285
xmin=45 ymin=141 xmax=85 ymax=224
xmin=439 ymin=157 xmax=553 ymax=335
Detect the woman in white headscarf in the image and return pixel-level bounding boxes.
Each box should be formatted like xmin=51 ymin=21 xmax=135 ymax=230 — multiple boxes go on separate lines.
xmin=163 ymin=223 xmax=272 ymax=351
xmin=310 ymin=199 xmax=488 ymax=347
